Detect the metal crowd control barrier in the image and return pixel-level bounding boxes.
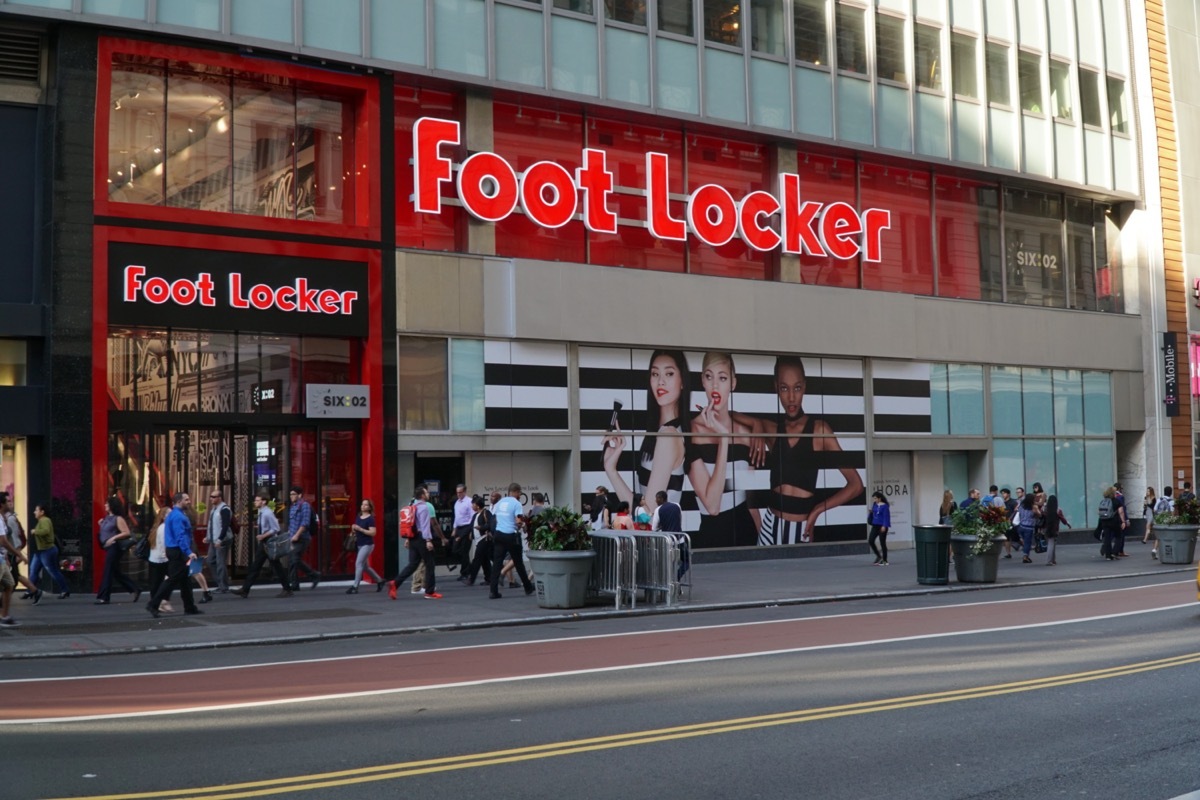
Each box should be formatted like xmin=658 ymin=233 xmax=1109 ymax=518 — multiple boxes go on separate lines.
xmin=629 ymin=531 xmax=693 ymax=606
xmin=589 ymin=530 xmax=637 ymax=610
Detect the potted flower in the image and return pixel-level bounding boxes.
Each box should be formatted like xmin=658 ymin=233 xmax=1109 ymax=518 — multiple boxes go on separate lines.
xmin=526 ymin=506 xmax=595 ymax=609
xmin=1153 ymin=495 xmax=1200 ymax=565
xmin=949 ymin=503 xmax=1011 ymax=583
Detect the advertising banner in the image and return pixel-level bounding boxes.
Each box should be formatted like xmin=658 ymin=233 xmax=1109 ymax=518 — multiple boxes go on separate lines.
xmin=579 ymin=346 xmax=867 ymax=547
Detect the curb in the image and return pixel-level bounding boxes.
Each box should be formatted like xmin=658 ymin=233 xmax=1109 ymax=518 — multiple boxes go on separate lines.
xmin=2 ymin=566 xmax=1191 ymax=660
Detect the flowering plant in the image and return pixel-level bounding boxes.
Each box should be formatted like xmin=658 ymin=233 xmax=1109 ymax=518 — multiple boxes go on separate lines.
xmin=527 ymin=506 xmax=593 ymax=552
xmin=950 ymin=503 xmax=1011 ymax=557
xmin=1154 ymin=495 xmax=1200 ymax=526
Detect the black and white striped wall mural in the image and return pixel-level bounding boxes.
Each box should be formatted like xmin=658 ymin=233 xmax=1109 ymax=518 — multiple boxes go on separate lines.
xmin=483 ymin=340 xmax=569 ymax=430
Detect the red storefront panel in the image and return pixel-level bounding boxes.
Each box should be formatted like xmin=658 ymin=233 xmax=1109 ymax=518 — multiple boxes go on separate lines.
xmin=492 ymin=103 xmax=587 ymax=263
xmin=859 ymin=162 xmax=933 ymax=296
xmin=934 ymin=176 xmax=989 ymax=300
xmin=396 ymin=87 xmax=464 ymax=252
xmin=797 ymin=153 xmax=859 ymax=288
xmin=685 ymin=135 xmax=770 ymax=280
xmin=586 ymin=118 xmax=686 ymax=273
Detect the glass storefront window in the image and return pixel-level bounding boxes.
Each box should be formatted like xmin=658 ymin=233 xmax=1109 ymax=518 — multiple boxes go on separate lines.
xmin=836 ymin=3 xmax=866 ymax=75
xmin=1096 ymin=205 xmax=1123 ymax=313
xmin=951 ymin=33 xmax=977 ymax=99
xmin=1005 ymin=189 xmax=1065 ymax=308
xmin=1055 ymin=438 xmax=1086 ymax=530
xmin=875 ymin=14 xmax=906 ymax=83
xmin=1021 ymin=368 xmax=1053 ymax=436
xmin=231 ymin=78 xmax=295 ymax=217
xmin=993 ymin=439 xmax=1024 ymax=493
xmin=163 ymin=65 xmax=231 ymax=212
xmin=859 ymin=162 xmax=933 ymax=296
xmin=935 ymin=177 xmax=1000 ymax=302
xmin=198 ymin=332 xmax=237 ymax=413
xmin=659 ymin=0 xmax=693 ymax=36
xmin=1082 ymin=370 xmax=1112 ymax=435
xmin=1079 ymin=67 xmax=1102 ymax=127
xmin=948 ymin=364 xmax=984 ymax=434
xmin=1052 ymin=369 xmax=1084 ymax=436
xmin=1084 ymin=438 xmax=1114 ymax=525
xmin=450 ymin=339 xmax=486 ymax=431
xmin=793 ymin=0 xmax=827 ymax=66
xmin=1017 ymin=51 xmax=1042 ymax=113
xmin=0 ymin=341 xmax=27 ymax=386
xmin=302 ymin=338 xmax=352 ymax=388
xmin=985 ymin=42 xmax=1009 ymax=107
xmin=991 ymin=366 xmax=1022 ymax=435
xmin=930 ymin=363 xmax=948 ymax=434
xmin=1023 ymin=439 xmax=1055 ymax=493
xmin=1066 ymin=198 xmax=1097 ymax=310
xmin=915 ymin=24 xmax=942 ymax=91
xmin=296 ymin=92 xmax=349 ymax=223
xmin=398 ymin=337 xmax=449 ymax=430
xmin=108 ymin=60 xmax=167 ymax=204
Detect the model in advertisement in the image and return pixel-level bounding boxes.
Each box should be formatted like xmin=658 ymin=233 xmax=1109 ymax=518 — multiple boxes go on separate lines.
xmin=757 ymin=356 xmax=864 ymax=545
xmin=684 ymin=352 xmax=760 ymax=548
xmin=602 ymin=350 xmax=690 ymax=513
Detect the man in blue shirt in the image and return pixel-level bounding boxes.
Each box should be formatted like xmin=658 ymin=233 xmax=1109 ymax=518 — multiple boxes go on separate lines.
xmin=489 ymin=483 xmax=534 ymax=600
xmin=287 ymin=486 xmax=322 ymax=591
xmin=146 ymin=492 xmax=201 ymax=618
xmin=388 ymin=485 xmax=441 ymax=600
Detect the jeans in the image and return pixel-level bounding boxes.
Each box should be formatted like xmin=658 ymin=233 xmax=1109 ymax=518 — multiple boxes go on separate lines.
xmin=29 ymin=546 xmax=69 ymax=593
xmin=354 ymin=544 xmax=382 ymax=587
xmin=288 ymin=537 xmax=320 ymax=590
xmin=392 ymin=539 xmax=436 ymax=594
xmin=206 ymin=540 xmax=230 ymax=592
xmin=490 ymin=532 xmax=532 ymax=596
xmin=867 ymin=525 xmax=888 ymax=561
xmin=96 ymin=542 xmax=138 ymax=601
xmin=1019 ymin=525 xmax=1035 ymax=556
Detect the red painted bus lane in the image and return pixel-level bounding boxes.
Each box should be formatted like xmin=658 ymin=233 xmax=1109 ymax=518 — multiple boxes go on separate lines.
xmin=2 ymin=583 xmax=1188 ymax=723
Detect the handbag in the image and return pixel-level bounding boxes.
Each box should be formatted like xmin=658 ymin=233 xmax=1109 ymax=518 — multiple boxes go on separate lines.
xmin=133 ymin=535 xmax=150 ymax=561
xmin=264 ymin=532 xmax=292 ymax=561
xmin=1033 ymin=533 xmax=1047 ymax=553
xmin=343 ymin=531 xmax=357 ymax=552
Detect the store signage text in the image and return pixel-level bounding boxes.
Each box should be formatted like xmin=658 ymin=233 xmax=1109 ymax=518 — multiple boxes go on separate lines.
xmin=1014 ymin=250 xmax=1058 ymax=270
xmin=121 ymin=265 xmax=359 ymax=316
xmin=306 ymin=384 xmax=370 ymax=419
xmin=412 ymin=117 xmax=892 ymax=261
xmin=1163 ymin=332 xmax=1179 ymax=417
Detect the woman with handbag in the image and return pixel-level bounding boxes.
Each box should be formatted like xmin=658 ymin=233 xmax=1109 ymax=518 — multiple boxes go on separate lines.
xmin=95 ymin=497 xmax=141 ymax=605
xmin=346 ymin=499 xmax=384 ymax=593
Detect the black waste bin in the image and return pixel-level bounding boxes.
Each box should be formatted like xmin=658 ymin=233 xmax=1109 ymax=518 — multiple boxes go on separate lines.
xmin=914 ymin=524 xmax=952 ymax=585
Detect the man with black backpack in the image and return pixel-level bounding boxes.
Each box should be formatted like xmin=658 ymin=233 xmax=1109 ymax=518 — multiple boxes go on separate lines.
xmin=206 ymin=490 xmax=233 ymax=594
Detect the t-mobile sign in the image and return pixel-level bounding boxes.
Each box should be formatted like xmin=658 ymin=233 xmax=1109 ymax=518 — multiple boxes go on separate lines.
xmin=108 ymin=242 xmax=368 ymax=337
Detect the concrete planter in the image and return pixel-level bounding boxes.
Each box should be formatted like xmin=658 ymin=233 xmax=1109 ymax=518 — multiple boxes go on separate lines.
xmin=527 ymin=550 xmax=596 ymax=609
xmin=950 ymin=534 xmax=1008 ymax=583
xmin=1155 ymin=525 xmax=1199 ymax=565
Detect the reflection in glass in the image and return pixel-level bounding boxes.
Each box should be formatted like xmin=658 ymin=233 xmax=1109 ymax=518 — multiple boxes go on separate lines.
xmin=914 ymin=24 xmax=941 ymax=91
xmin=605 ymin=0 xmax=646 ymax=25
xmin=197 ymin=332 xmax=238 ymax=414
xmin=930 ymin=363 xmax=948 ymax=434
xmin=1021 ymin=368 xmax=1053 ymax=436
xmin=0 ymin=340 xmax=27 ymax=386
xmin=1024 ymin=439 xmax=1055 ymax=494
xmin=793 ymin=0 xmax=826 ymax=65
xmin=398 ymin=337 xmax=449 ymax=430
xmin=951 ymin=33 xmax=977 ymax=98
xmin=1079 ymin=67 xmax=1101 ymax=126
xmin=555 ymin=0 xmax=594 ymax=12
xmin=704 ymin=0 xmax=742 ymax=45
xmin=1084 ymin=438 xmax=1114 ymax=526
xmin=659 ymin=0 xmax=693 ymax=35
xmin=1055 ymin=438 xmax=1086 ymax=530
xmin=750 ymin=0 xmax=785 ymax=55
xmin=450 ymin=339 xmax=486 ymax=431
xmin=985 ymin=42 xmax=1009 ymax=106
xmin=297 ymin=93 xmax=348 ymax=223
xmin=835 ymin=3 xmax=866 ymax=75
xmin=1049 ymin=60 xmax=1072 ymax=120
xmin=1004 ymin=189 xmax=1065 ymax=308
xmin=232 ymin=79 xmax=295 ymax=217
xmin=1053 ymin=369 xmax=1083 ymax=436
xmin=992 ymin=439 xmax=1024 ymax=496
xmin=1017 ymin=51 xmax=1041 ymax=112
xmin=1067 ymin=198 xmax=1097 ymax=310
xmin=1106 ymin=76 xmax=1128 ymax=134
xmin=108 ymin=60 xmax=167 ymax=204
xmin=1082 ymin=371 xmax=1112 ymax=435
xmin=164 ymin=65 xmax=232 ymax=211
xmin=935 ymin=177 xmax=1001 ymax=301
xmin=302 ymin=337 xmax=352 ymax=388
xmin=948 ymin=364 xmax=984 ymax=435
xmin=990 ymin=366 xmax=1023 ymax=435
xmin=875 ymin=14 xmax=906 ymax=83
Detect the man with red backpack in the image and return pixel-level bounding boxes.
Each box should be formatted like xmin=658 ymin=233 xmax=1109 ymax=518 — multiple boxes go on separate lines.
xmin=388 ymin=485 xmax=441 ymax=600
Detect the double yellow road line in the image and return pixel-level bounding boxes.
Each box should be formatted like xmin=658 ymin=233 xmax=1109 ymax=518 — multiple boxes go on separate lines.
xmin=54 ymin=650 xmax=1200 ymax=800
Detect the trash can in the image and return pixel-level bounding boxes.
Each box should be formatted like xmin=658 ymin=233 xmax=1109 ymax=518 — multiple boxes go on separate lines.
xmin=914 ymin=524 xmax=952 ymax=585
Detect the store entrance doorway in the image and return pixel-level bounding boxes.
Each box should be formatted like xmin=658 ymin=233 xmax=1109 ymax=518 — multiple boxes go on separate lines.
xmin=107 ymin=425 xmax=360 ymax=580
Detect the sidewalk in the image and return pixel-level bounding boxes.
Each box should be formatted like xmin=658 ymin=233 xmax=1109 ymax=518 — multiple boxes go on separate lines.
xmin=0 ymin=544 xmax=1191 ymax=660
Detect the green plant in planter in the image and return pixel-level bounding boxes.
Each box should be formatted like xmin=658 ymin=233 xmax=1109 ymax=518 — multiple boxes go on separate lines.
xmin=1154 ymin=495 xmax=1200 ymax=526
xmin=527 ymin=506 xmax=593 ymax=552
xmin=950 ymin=502 xmax=1011 ymax=557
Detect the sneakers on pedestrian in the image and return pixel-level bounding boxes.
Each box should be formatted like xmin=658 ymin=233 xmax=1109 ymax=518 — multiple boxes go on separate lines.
xmin=411 ymin=587 xmax=425 ymax=595
xmin=424 ymin=592 xmax=443 ymax=600
xmin=232 ymin=588 xmax=249 ymax=598
xmin=146 ymin=603 xmax=160 ymax=619
xmin=346 ymin=587 xmax=358 ymax=594
xmin=387 ymin=583 xmax=397 ymax=601
xmin=879 ymin=560 xmax=889 ymax=566
xmin=0 ymin=616 xmax=18 ymax=626
xmin=524 ymin=584 xmax=536 ymax=595
xmin=275 ymin=590 xmax=294 ymax=599
xmin=311 ymin=574 xmax=321 ymax=590
xmin=31 ymin=590 xmax=43 ymax=605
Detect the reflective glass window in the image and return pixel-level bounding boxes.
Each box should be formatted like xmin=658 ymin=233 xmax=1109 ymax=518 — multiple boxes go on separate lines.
xmin=705 ymin=0 xmax=743 ymax=45
xmin=930 ymin=363 xmax=949 ymax=434
xmin=1082 ymin=371 xmax=1111 ymax=435
xmin=302 ymin=337 xmax=352 ymax=387
xmin=990 ymin=366 xmax=1022 ymax=435
xmin=1096 ymin=206 xmax=1123 ymax=313
xmin=1024 ymin=439 xmax=1055 ymax=493
xmin=108 ymin=59 xmax=167 ymax=205
xmin=948 ymin=364 xmax=984 ymax=434
xmin=859 ymin=162 xmax=934 ymax=296
xmin=398 ymin=337 xmax=448 ymax=430
xmin=450 ymin=339 xmax=485 ymax=431
xmin=1017 ymin=51 xmax=1042 ymax=112
xmin=0 ymin=340 xmax=27 ymax=387
xmin=1005 ymin=189 xmax=1065 ymax=308
xmin=915 ymin=24 xmax=942 ymax=91
xmin=793 ymin=0 xmax=827 ymax=66
xmin=659 ymin=0 xmax=694 ymax=35
xmin=875 ymin=14 xmax=906 ymax=83
xmin=836 ymin=3 xmax=866 ymax=75
xmin=1066 ymin=198 xmax=1096 ymax=310
xmin=935 ymin=177 xmax=1001 ymax=302
xmin=1107 ymin=76 xmax=1128 ymax=134
xmin=231 ymin=78 xmax=295 ymax=217
xmin=163 ymin=66 xmax=231 ymax=212
xmin=1079 ymin=68 xmax=1102 ymax=126
xmin=993 ymin=439 xmax=1024 ymax=495
xmin=1053 ymin=369 xmax=1083 ymax=436
xmin=1055 ymin=438 xmax=1086 ymax=530
xmin=1021 ymin=367 xmax=1053 ymax=436
xmin=951 ymin=33 xmax=977 ymax=98
xmin=751 ymin=0 xmax=786 ymax=55
xmin=685 ymin=136 xmax=769 ymax=279
xmin=606 ymin=0 xmax=647 ymax=25
xmin=1084 ymin=438 xmax=1114 ymax=525
xmin=798 ymin=153 xmax=858 ymax=287
xmin=1049 ymin=60 xmax=1072 ymax=120
xmin=985 ymin=42 xmax=1009 ymax=106
xmin=395 ymin=88 xmax=462 ymax=252
xmin=556 ymin=0 xmax=594 ymax=12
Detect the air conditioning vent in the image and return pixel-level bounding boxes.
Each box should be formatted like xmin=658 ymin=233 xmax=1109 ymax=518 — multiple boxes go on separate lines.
xmin=0 ymin=28 xmax=42 ymax=84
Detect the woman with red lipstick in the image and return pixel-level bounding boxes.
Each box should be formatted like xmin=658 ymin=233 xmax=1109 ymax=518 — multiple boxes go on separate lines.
xmin=603 ymin=350 xmax=690 ymax=514
xmin=758 ymin=356 xmax=864 ymax=545
xmin=685 ymin=351 xmax=760 ymax=548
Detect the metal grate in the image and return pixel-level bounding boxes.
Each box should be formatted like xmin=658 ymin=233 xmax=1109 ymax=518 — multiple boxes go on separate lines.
xmin=0 ymin=27 xmax=41 ymax=84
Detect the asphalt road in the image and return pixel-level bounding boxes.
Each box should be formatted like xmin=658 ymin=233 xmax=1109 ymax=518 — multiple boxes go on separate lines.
xmin=7 ymin=574 xmax=1200 ymax=800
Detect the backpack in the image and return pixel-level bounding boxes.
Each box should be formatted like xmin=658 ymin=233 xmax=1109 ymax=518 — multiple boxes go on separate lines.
xmin=399 ymin=503 xmax=418 ymax=539
xmin=4 ymin=513 xmax=21 ymax=550
xmin=1154 ymin=496 xmax=1172 ymax=515
xmin=1098 ymin=497 xmax=1115 ymax=521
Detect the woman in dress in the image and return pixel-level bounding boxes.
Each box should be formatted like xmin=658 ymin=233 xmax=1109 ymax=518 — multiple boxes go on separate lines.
xmin=758 ymin=356 xmax=864 ymax=545
xmin=95 ymin=497 xmax=140 ymax=605
xmin=603 ymin=350 xmax=690 ymax=515
xmin=347 ymin=499 xmax=384 ymax=593
xmin=684 ymin=352 xmax=761 ymax=548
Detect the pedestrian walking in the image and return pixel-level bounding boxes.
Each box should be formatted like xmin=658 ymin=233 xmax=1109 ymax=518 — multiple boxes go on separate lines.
xmin=146 ymin=492 xmax=201 ymax=618
xmin=206 ymin=490 xmax=233 ymax=594
xmin=1098 ymin=485 xmax=1127 ymax=560
xmin=95 ymin=497 xmax=141 ymax=605
xmin=460 ymin=495 xmax=493 ymax=586
xmin=145 ymin=507 xmax=172 ymax=612
xmin=233 ymin=493 xmax=293 ymax=598
xmin=1151 ymin=486 xmax=1173 ymax=559
xmin=1042 ymin=494 xmax=1070 ymax=566
xmin=0 ymin=503 xmax=25 ymax=626
xmin=1 ymin=493 xmax=38 ymax=603
xmin=1016 ymin=493 xmax=1040 ymax=562
xmin=28 ymin=504 xmax=69 ymax=599
xmin=1112 ymin=483 xmax=1129 ymax=557
xmin=451 ymin=484 xmax=474 ymax=574
xmin=286 ymin=486 xmax=321 ymax=591
xmin=389 ymin=485 xmax=441 ymax=600
xmin=867 ymin=491 xmax=891 ymax=565
xmin=346 ymin=499 xmax=383 ymax=593
xmin=489 ymin=483 xmax=535 ymax=599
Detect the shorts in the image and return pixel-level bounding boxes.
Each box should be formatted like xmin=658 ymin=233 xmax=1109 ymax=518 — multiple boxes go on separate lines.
xmin=0 ymin=557 xmax=13 ymax=591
